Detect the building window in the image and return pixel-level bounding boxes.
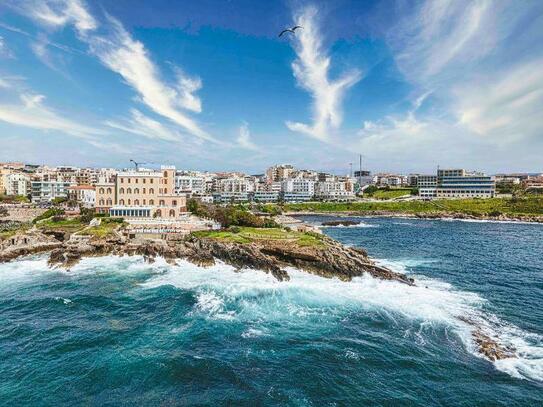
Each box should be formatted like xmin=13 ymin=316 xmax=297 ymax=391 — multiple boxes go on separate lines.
xmin=128 ymin=199 xmax=131 ymax=205
xmin=127 ymin=188 xmax=132 ymax=194
xmin=120 ymin=178 xmax=124 ymax=183
xmin=155 ymin=209 xmax=161 ymax=217
xmin=99 ymin=199 xmax=104 ymax=205
xmin=149 ymin=199 xmax=154 ymax=205
xmin=164 ymin=171 xmax=168 ymax=177
xmin=134 ymin=188 xmax=139 ymax=194
xmin=99 ymin=188 xmax=105 ymax=194
xmin=149 ymin=188 xmax=154 ymax=194
xmin=172 ymin=200 xmax=177 ymax=206
xmin=143 ymin=199 xmax=146 ymax=205
xmin=120 ymin=188 xmax=125 ymax=194
xmin=159 ymin=200 xmax=165 ymax=206
xmin=107 ymin=198 xmax=112 ymax=205
xmin=119 ymin=199 xmax=125 ymax=205
xmin=135 ymin=179 xmax=138 ymax=184
xmin=143 ymin=179 xmax=146 ymax=184
xmin=150 ymin=179 xmax=154 ymax=184
xmin=107 ymin=188 xmax=112 ymax=194
xmin=169 ymin=209 xmax=175 ymax=217
xmin=143 ymin=188 xmax=146 ymax=194
xmin=134 ymin=199 xmax=140 ymax=205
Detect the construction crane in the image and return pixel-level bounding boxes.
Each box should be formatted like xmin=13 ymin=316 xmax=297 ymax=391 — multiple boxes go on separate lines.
xmin=129 ymin=159 xmax=154 ymax=170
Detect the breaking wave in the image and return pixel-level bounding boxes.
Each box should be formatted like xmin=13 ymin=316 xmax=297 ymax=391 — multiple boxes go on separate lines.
xmin=141 ymin=257 xmax=543 ymax=382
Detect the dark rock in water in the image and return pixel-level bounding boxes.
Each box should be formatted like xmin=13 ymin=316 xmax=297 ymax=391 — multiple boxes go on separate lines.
xmin=472 ymin=331 xmax=515 ymax=361
xmin=322 ymin=220 xmax=359 ymax=227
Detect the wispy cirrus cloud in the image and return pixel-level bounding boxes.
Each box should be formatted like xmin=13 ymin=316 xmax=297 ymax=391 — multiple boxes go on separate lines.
xmin=105 ymin=109 xmax=182 ymax=142
xmin=14 ymin=0 xmax=216 ymax=144
xmin=358 ymin=0 xmax=543 ymax=171
xmin=0 ymin=88 xmax=105 ymax=139
xmin=286 ymin=6 xmax=361 ymax=141
xmin=236 ymin=122 xmax=259 ymax=151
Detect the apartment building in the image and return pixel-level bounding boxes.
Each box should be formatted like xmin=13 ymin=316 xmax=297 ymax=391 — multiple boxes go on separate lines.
xmin=314 ymin=181 xmax=355 ymax=201
xmin=5 ymin=173 xmax=31 ymax=196
xmin=68 ymin=185 xmax=96 ymax=208
xmin=266 ymin=164 xmax=294 ymax=182
xmin=31 ymin=180 xmax=73 ymax=203
xmin=281 ymin=178 xmax=315 ymax=196
xmin=175 ymin=173 xmax=206 ymax=196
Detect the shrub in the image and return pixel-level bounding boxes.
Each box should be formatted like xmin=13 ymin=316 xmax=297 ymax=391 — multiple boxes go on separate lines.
xmin=229 ymin=226 xmax=241 ymax=233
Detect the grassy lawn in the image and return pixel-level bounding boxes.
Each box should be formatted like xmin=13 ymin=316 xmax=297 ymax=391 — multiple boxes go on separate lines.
xmin=368 ymin=188 xmax=413 ymax=200
xmin=81 ymin=223 xmax=121 ymax=238
xmin=193 ymin=227 xmax=325 ymax=247
xmin=37 ymin=218 xmax=87 ymax=233
xmin=283 ymin=197 xmax=543 ymax=217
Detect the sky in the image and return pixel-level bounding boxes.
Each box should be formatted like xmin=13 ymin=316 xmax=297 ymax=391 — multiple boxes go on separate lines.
xmin=0 ymin=0 xmax=542 ymax=175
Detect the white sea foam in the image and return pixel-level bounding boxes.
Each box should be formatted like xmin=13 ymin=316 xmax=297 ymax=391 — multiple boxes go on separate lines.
xmin=54 ymin=296 xmax=72 ymax=305
xmin=0 ymin=255 xmax=52 ymax=289
xmin=321 ymin=221 xmax=378 ymax=228
xmin=141 ymin=258 xmax=543 ymax=382
xmin=2 ymin=254 xmax=541 ymax=382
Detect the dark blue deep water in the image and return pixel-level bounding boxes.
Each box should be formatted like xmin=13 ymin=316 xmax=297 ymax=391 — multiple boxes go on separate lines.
xmin=1 ymin=217 xmax=542 ymax=406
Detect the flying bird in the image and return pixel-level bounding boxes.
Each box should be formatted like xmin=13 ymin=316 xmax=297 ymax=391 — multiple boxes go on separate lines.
xmin=278 ymin=25 xmax=303 ymax=37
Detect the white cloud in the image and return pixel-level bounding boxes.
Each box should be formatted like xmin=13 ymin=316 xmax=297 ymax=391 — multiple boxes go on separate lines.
xmin=285 ymin=6 xmax=361 ymax=141
xmin=236 ymin=122 xmax=259 ymax=151
xmin=105 ymin=109 xmax=182 ymax=142
xmin=0 ymin=91 xmax=105 ymax=139
xmin=18 ymin=0 xmax=215 ymax=143
xmin=454 ymin=57 xmax=543 ymax=142
xmin=381 ymin=0 xmax=543 ymax=168
xmin=21 ymin=0 xmax=97 ymax=32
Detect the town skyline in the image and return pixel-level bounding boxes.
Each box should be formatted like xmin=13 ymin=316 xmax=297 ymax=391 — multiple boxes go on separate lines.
xmin=1 ymin=0 xmax=543 ymax=174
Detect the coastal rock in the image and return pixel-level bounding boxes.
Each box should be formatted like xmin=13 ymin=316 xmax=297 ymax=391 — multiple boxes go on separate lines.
xmin=321 ymin=220 xmax=359 ymax=227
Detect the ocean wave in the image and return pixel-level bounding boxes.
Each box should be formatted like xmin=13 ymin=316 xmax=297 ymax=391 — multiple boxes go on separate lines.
xmin=3 ymin=254 xmax=541 ymax=382
xmin=321 ymin=221 xmax=378 ymax=229
xmin=142 ymin=258 xmax=543 ymax=382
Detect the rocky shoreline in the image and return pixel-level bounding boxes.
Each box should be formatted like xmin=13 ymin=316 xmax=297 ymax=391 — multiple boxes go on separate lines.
xmin=285 ymin=210 xmax=543 ymax=223
xmin=1 ymin=227 xmax=414 ymax=285
xmin=0 ymin=225 xmax=516 ymax=363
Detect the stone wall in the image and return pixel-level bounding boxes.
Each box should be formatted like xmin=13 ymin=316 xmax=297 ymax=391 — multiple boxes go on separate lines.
xmin=1 ymin=205 xmax=46 ymax=222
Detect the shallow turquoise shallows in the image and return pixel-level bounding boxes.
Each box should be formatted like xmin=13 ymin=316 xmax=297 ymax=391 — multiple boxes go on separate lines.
xmin=1 ymin=217 xmax=542 ymax=405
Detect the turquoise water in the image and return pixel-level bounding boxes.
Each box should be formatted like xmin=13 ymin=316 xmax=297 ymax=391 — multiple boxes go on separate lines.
xmin=1 ymin=217 xmax=542 ymax=405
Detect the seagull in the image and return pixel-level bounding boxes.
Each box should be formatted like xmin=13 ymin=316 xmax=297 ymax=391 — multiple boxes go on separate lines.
xmin=278 ymin=25 xmax=303 ymax=37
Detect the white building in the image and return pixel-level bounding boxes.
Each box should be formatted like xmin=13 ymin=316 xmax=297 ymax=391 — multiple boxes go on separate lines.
xmin=175 ymin=174 xmax=205 ymax=195
xmin=217 ymin=176 xmax=255 ymax=193
xmin=281 ymin=178 xmax=315 ymax=195
xmin=5 ymin=173 xmax=31 ymax=196
xmin=314 ymin=181 xmax=355 ymax=201
xmin=436 ymin=169 xmax=495 ymax=198
xmin=68 ymin=186 xmax=96 ymax=208
xmin=417 ymin=169 xmax=495 ymax=199
xmin=31 ymin=180 xmax=73 ymax=203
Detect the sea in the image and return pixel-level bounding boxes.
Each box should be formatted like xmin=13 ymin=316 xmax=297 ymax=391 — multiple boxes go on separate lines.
xmin=1 ymin=216 xmax=542 ymax=406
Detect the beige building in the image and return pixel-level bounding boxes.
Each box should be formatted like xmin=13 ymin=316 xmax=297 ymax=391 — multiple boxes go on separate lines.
xmin=96 ymin=166 xmax=186 ymax=220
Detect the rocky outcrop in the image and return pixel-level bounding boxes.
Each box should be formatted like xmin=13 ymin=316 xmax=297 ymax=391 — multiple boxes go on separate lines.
xmin=27 ymin=231 xmax=413 ymax=284
xmin=0 ymin=229 xmax=63 ymax=262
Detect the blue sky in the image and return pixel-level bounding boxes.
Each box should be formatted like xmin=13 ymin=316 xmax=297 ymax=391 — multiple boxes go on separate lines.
xmin=0 ymin=0 xmax=542 ymax=174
